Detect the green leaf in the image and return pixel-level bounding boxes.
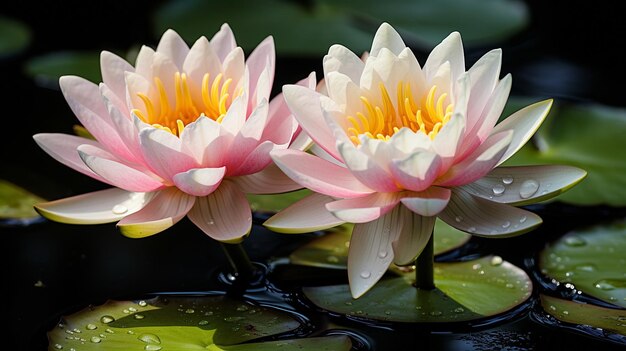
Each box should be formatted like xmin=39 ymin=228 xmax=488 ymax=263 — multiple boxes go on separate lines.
xmin=154 ymin=0 xmax=528 ymax=56
xmin=503 ymin=102 xmax=626 ymax=206
xmin=24 ymin=51 xmax=101 ymax=88
xmin=541 ymin=295 xmax=626 ymax=336
xmin=290 ymin=219 xmax=470 ymax=269
xmin=0 ymin=16 xmax=31 ymax=57
xmin=247 ymin=190 xmax=311 ymax=213
xmin=304 ymin=256 xmax=531 ymax=322
xmin=0 ymin=179 xmax=44 ymax=219
xmin=48 ymin=295 xmax=352 ymax=350
xmin=539 ymin=220 xmax=626 ymax=308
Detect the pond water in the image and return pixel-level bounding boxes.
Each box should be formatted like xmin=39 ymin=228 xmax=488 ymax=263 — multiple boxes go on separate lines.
xmin=2 ymin=0 xmax=624 ymax=350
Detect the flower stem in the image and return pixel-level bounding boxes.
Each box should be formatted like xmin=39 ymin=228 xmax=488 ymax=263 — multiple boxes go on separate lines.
xmin=414 ymin=232 xmax=435 ymax=290
xmin=219 ymin=242 xmax=256 ymax=281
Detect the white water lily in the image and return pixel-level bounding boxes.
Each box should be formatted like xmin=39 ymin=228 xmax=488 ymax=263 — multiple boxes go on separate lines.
xmin=34 ymin=25 xmax=311 ymax=242
xmin=266 ymin=23 xmax=586 ymax=298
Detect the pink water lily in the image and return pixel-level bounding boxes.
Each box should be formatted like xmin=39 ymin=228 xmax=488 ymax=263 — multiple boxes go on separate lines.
xmin=34 ymin=25 xmax=311 ymax=242
xmin=266 ymin=23 xmax=586 ymax=298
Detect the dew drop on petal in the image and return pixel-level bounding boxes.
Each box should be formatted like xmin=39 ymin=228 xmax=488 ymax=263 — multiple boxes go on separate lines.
xmin=455 ymin=216 xmax=463 ymax=222
xmin=519 ymin=216 xmax=527 ymax=223
xmin=502 ymin=176 xmax=513 ymax=184
xmin=492 ymin=184 xmax=506 ymax=196
xmin=112 ymin=205 xmax=128 ymax=214
xmin=468 ymin=227 xmax=476 ymax=233
xmin=502 ymin=221 xmax=511 ymax=229
xmin=519 ymin=180 xmax=539 ymax=199
xmin=378 ymin=251 xmax=388 ymax=259
xmin=360 ymin=271 xmax=371 ymax=279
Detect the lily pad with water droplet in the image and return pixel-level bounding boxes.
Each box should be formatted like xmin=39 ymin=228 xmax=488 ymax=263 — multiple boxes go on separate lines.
xmin=503 ymin=101 xmax=626 ymax=206
xmin=304 ymin=256 xmax=532 ymax=323
xmin=0 ymin=16 xmax=31 ymax=57
xmin=0 ymin=179 xmax=44 ymax=220
xmin=290 ymin=219 xmax=471 ymax=269
xmin=539 ymin=220 xmax=626 ymax=308
xmin=24 ymin=51 xmax=101 ymax=89
xmin=540 ymin=294 xmax=626 ymax=337
xmin=47 ymin=295 xmax=352 ymax=350
xmin=154 ymin=0 xmax=527 ymax=56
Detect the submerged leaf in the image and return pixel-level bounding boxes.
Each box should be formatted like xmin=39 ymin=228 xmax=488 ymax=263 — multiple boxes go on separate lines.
xmin=24 ymin=51 xmax=101 ymax=88
xmin=539 ymin=220 xmax=626 ymax=308
xmin=0 ymin=16 xmax=31 ymax=57
xmin=0 ymin=179 xmax=44 ymax=219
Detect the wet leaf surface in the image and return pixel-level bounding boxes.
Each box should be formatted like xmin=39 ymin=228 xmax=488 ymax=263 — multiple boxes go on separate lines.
xmin=48 ymin=295 xmax=351 ymax=350
xmin=290 ymin=219 xmax=470 ymax=269
xmin=0 ymin=179 xmax=44 ymax=220
xmin=539 ymin=220 xmax=626 ymax=308
xmin=304 ymin=256 xmax=531 ymax=322
xmin=247 ymin=190 xmax=311 ymax=213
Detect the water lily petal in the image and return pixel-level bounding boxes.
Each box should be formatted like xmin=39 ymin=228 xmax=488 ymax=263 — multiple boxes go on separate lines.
xmin=423 ymin=31 xmax=464 ymax=82
xmin=183 ymin=36 xmax=222 ymax=93
xmin=338 ymin=142 xmax=398 ymax=192
xmin=101 ymin=85 xmax=144 ymax=163
xmin=227 ymin=99 xmax=269 ymax=170
xmin=433 ymin=111 xmax=466 ymax=168
xmin=139 ymin=128 xmax=199 ymax=180
xmin=173 ymin=167 xmax=225 ymax=197
xmin=247 ymin=36 xmax=275 ymax=100
xmin=463 ymin=165 xmax=587 ymax=206
xmin=271 ymin=149 xmax=372 ymax=198
xmin=439 ymin=189 xmax=542 ymax=237
xmin=222 ymin=47 xmax=246 ymax=96
xmin=282 ymin=85 xmax=342 ymax=161
xmin=392 ymin=208 xmax=436 ymax=266
xmin=493 ymin=99 xmax=553 ymax=166
xmin=466 ymin=49 xmax=502 ymax=129
xmin=124 ymin=71 xmax=151 ymax=114
xmin=187 ymin=181 xmax=251 ymax=242
xmin=156 ymin=29 xmax=189 ymax=70
xmin=370 ymin=22 xmax=406 ymax=57
xmin=264 ymin=193 xmax=344 ymax=233
xmin=326 ymin=192 xmax=402 ymax=223
xmin=100 ymin=51 xmax=134 ymax=100
xmin=210 ymin=23 xmax=237 ymax=61
xmin=78 ymin=146 xmax=166 ymax=192
xmin=232 ymin=163 xmax=302 ymax=194
xmin=324 ymin=71 xmax=362 ymax=109
xmin=388 ymin=128 xmax=432 ymax=156
xmin=117 ymin=188 xmax=195 ymax=238
xmin=35 ymin=188 xmax=152 ymax=225
xmin=389 ymin=151 xmax=441 ymax=192
xmin=179 ymin=116 xmax=222 ymax=165
xmin=228 ymin=140 xmax=274 ymax=176
xmin=348 ymin=206 xmax=403 ymax=298
xmin=33 ymin=133 xmax=108 ymax=183
xmin=324 ymin=44 xmax=364 ymax=84
xmin=220 ymin=94 xmax=247 ymax=137
xmin=134 ymin=45 xmax=155 ymax=79
xmin=401 ymin=187 xmax=451 ymax=216
xmin=437 ymin=130 xmax=513 ymax=186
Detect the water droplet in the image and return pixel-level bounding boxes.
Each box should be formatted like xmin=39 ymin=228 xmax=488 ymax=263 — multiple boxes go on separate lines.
xmin=138 ymin=300 xmax=147 ymax=307
xmin=384 ymin=310 xmax=391 ymax=315
xmin=86 ymin=324 xmax=97 ymax=330
xmin=562 ymin=310 xmax=569 ymax=315
xmin=594 ymin=279 xmax=626 ymax=290
xmin=502 ymin=221 xmax=511 ymax=229
xmin=472 ymin=263 xmax=482 ymax=270
xmin=105 ymin=329 xmax=114 ymax=334
xmin=138 ymin=333 xmax=161 ymax=344
xmin=490 ymin=256 xmax=503 ymax=266
xmin=360 ymin=271 xmax=371 ymax=279
xmin=429 ymin=311 xmax=442 ymax=316
xmin=502 ymin=176 xmax=513 ymax=184
xmin=224 ymin=316 xmax=245 ymax=322
xmin=145 ymin=346 xmax=162 ymax=351
xmin=549 ymin=305 xmax=556 ymax=311
xmin=112 ymin=204 xmax=128 ymax=214
xmin=467 ymin=226 xmax=476 ymax=233
xmin=378 ymin=251 xmax=388 ymax=258
xmin=100 ymin=315 xmax=115 ymax=324
xmin=127 ymin=330 xmax=135 ymax=335
xmin=326 ymin=255 xmax=339 ymax=263
xmin=134 ymin=314 xmax=145 ymax=320
xmin=90 ymin=336 xmax=102 ymax=343
xmin=519 ymin=180 xmax=539 ymax=199
xmin=236 ymin=305 xmax=249 ymax=312
xmin=575 ymin=264 xmax=596 ymax=272
xmin=455 ymin=216 xmax=463 ymax=222
xmin=565 ymin=271 xmax=575 ymax=278
xmin=185 ymin=308 xmax=195 ymax=314
xmin=505 ymin=283 xmax=514 ymax=289
xmin=198 ymin=320 xmax=209 ymax=326
xmin=53 ymin=344 xmax=63 ymax=350
xmin=345 ymin=301 xmax=353 ymax=306
xmin=123 ymin=309 xmax=130 ymax=314
xmin=207 ymin=220 xmax=215 ymax=225
xmin=564 ymin=236 xmax=586 ymax=247
xmin=595 ymin=280 xmax=615 ymax=290
xmin=492 ymin=184 xmax=506 ymax=196
xmin=453 ymin=307 xmax=465 ymax=314
xmin=519 ymin=216 xmax=527 ymax=223
xmin=128 ymin=307 xmax=138 ymax=312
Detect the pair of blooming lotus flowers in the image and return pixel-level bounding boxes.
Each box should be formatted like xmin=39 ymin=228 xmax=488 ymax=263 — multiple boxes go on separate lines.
xmin=33 ymin=23 xmax=586 ymax=298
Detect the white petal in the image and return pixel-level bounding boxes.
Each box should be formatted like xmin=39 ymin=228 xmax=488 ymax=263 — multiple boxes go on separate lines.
xmin=466 ymin=49 xmax=502 ymax=129
xmin=462 ymin=165 xmax=587 ymax=206
xmin=172 ymin=167 xmax=225 ymax=197
xmin=370 ymin=22 xmax=406 ymax=57
xmin=326 ymin=192 xmax=402 ymax=223
xmin=492 ymin=99 xmax=553 ymax=166
xmin=389 ymin=151 xmax=441 ymax=192
xmin=401 ymin=187 xmax=451 ymax=216
xmin=439 ymin=189 xmax=542 ymax=237
xmin=187 ymin=181 xmax=251 ymax=242
xmin=348 ymin=206 xmax=403 ymax=298
xmin=139 ymin=128 xmax=199 ymax=180
xmin=392 ymin=208 xmax=436 ymax=265
xmin=35 ymin=188 xmax=152 ymax=225
xmin=264 ymin=193 xmax=344 ymax=233
xmin=156 ymin=29 xmax=189 ymax=69
xmin=231 ymin=163 xmax=302 ymax=194
xmin=180 ymin=116 xmax=222 ymax=165
xmin=338 ymin=142 xmax=398 ymax=192
xmin=210 ymin=23 xmax=237 ymax=61
xmin=423 ymin=31 xmax=465 ymax=82
xmin=100 ymin=51 xmax=134 ymax=100
xmin=324 ymin=44 xmax=364 ymax=84
xmin=117 ymin=188 xmax=195 ymax=238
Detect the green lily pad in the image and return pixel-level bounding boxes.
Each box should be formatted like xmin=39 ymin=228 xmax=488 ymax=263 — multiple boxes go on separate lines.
xmin=541 ymin=294 xmax=626 ymax=336
xmin=24 ymin=51 xmax=101 ymax=88
xmin=0 ymin=16 xmax=31 ymax=57
xmin=48 ymin=295 xmax=352 ymax=350
xmin=539 ymin=220 xmax=626 ymax=308
xmin=503 ymin=102 xmax=626 ymax=206
xmin=0 ymin=179 xmax=44 ymax=219
xmin=247 ymin=190 xmax=311 ymax=213
xmin=290 ymin=219 xmax=471 ymax=269
xmin=154 ymin=0 xmax=527 ymax=56
xmin=304 ymin=256 xmax=532 ymax=322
